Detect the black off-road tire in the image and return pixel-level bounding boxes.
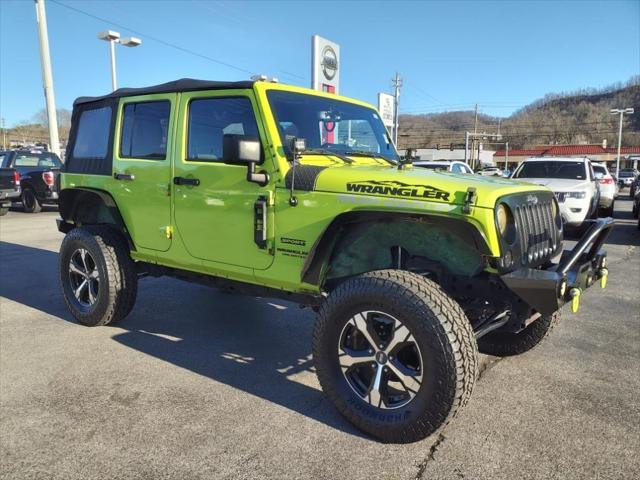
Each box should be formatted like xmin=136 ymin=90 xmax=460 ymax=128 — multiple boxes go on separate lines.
xmin=22 ymin=188 xmax=42 ymax=213
xmin=478 ymin=311 xmax=560 ymax=357
xmin=313 ymin=269 xmax=478 ymax=443
xmin=59 ymin=226 xmax=137 ymax=326
xmin=0 ymin=206 xmax=9 ymax=216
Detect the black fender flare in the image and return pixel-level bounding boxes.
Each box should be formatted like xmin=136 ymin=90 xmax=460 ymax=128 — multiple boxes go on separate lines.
xmin=58 ymin=188 xmax=133 ymax=248
xmin=300 ymin=210 xmax=492 ymax=286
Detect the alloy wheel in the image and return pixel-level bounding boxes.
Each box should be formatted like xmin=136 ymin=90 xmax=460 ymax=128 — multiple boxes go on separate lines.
xmin=68 ymin=248 xmax=100 ymax=307
xmin=338 ymin=311 xmax=423 ymax=409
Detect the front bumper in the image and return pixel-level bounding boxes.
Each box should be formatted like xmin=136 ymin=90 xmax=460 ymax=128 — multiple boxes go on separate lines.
xmin=500 ymin=217 xmax=614 ymax=315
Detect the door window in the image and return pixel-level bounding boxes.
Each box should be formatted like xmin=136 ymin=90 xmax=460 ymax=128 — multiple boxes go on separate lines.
xmin=120 ymin=101 xmax=171 ymax=159
xmin=187 ymin=97 xmax=260 ymax=162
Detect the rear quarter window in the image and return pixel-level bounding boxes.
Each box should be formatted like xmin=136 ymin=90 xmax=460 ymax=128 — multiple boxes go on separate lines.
xmin=73 ymin=106 xmax=112 ymax=159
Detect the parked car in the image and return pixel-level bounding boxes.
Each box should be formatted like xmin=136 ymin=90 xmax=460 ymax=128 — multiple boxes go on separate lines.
xmin=477 ymin=166 xmax=503 ymax=176
xmin=0 ymin=163 xmax=21 ymax=216
xmin=0 ymin=150 xmax=62 ymax=212
xmin=412 ymin=160 xmax=474 ymax=174
xmin=592 ymin=162 xmax=617 ymax=216
xmin=56 ymin=78 xmax=613 ymax=443
xmin=511 ymin=157 xmax=600 ymax=228
xmin=617 ymin=168 xmax=638 ymax=189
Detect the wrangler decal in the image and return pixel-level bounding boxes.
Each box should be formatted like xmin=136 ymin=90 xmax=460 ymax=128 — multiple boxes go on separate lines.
xmin=345 ymin=180 xmax=450 ymax=201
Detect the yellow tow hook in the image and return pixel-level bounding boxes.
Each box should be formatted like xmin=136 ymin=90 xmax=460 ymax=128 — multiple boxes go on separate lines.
xmin=570 ymin=288 xmax=581 ymax=313
xmin=599 ymin=268 xmax=609 ymax=289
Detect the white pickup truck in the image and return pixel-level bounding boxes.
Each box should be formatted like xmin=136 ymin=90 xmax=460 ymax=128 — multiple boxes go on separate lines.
xmin=512 ymin=157 xmax=600 ymax=227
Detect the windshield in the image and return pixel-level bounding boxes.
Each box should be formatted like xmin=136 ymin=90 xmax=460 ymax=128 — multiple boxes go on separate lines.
xmin=267 ymin=90 xmax=398 ymax=162
xmin=514 ymin=161 xmax=586 ymax=180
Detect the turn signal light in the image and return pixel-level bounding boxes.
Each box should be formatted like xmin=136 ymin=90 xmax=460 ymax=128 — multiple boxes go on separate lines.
xmin=13 ymin=170 xmax=21 ymax=185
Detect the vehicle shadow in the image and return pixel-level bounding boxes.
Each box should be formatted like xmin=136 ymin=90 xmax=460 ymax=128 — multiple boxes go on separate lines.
xmin=0 ymin=240 xmax=363 ymax=438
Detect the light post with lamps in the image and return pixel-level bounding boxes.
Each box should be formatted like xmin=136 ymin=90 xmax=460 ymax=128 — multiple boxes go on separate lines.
xmin=610 ymin=107 xmax=634 ymax=176
xmin=98 ymin=30 xmax=142 ymax=91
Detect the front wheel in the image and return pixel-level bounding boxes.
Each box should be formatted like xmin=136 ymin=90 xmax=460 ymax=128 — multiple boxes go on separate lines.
xmin=59 ymin=226 xmax=138 ymax=326
xmin=313 ymin=270 xmax=478 ymax=443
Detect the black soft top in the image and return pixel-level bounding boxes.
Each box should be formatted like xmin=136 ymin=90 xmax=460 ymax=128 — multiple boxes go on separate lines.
xmin=74 ymin=78 xmax=255 ymax=105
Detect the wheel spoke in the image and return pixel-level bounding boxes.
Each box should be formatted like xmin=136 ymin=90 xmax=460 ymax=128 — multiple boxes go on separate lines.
xmin=74 ymin=279 xmax=88 ymax=301
xmin=367 ymin=364 xmax=385 ymax=408
xmin=69 ymin=261 xmax=85 ymax=276
xmin=384 ymin=322 xmax=412 ymax=355
xmin=338 ymin=349 xmax=375 ymax=370
xmin=387 ymin=360 xmax=422 ymax=394
xmin=350 ymin=313 xmax=379 ymax=350
xmin=79 ymin=249 xmax=89 ymax=272
xmin=87 ymin=280 xmax=96 ymax=304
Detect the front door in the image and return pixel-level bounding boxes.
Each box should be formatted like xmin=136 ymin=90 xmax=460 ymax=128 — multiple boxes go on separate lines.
xmin=172 ymin=90 xmax=274 ymax=269
xmin=112 ymin=94 xmax=176 ymax=251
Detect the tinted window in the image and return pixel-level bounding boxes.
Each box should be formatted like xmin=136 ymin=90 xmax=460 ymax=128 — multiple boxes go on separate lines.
xmin=592 ymin=165 xmax=606 ymax=175
xmin=187 ymin=97 xmax=259 ymax=162
xmin=514 ymin=161 xmax=586 ymax=180
xmin=73 ymin=106 xmax=112 ymax=159
xmin=120 ymin=101 xmax=171 ymax=159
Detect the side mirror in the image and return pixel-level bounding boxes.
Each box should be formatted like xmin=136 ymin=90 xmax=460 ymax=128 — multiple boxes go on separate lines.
xmin=223 ymin=134 xmax=268 ymax=186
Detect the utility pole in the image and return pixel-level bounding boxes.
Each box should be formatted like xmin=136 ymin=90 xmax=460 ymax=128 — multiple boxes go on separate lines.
xmin=1 ymin=118 xmax=6 ymax=150
xmin=471 ymin=103 xmax=478 ymax=168
xmin=610 ymin=108 xmax=634 ymax=175
xmin=34 ymin=0 xmax=60 ymax=156
xmin=392 ymin=72 xmax=402 ymax=145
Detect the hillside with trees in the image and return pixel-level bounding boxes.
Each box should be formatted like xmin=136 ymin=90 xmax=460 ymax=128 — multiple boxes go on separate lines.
xmin=398 ymin=76 xmax=640 ymax=150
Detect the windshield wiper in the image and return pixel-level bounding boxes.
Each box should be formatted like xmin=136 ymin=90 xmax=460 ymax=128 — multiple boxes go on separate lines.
xmin=346 ymin=150 xmax=398 ymax=165
xmin=302 ymin=149 xmax=353 ymax=164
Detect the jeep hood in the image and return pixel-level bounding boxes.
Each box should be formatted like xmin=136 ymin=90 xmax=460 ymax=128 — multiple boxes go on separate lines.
xmin=307 ymin=163 xmax=550 ymax=209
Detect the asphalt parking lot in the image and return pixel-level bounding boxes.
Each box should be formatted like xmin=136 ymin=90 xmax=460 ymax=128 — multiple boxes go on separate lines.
xmin=1 ymin=199 xmax=638 ymax=480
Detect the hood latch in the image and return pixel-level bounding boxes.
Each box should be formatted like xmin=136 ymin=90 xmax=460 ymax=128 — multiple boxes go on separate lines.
xmin=462 ymin=187 xmax=477 ymax=214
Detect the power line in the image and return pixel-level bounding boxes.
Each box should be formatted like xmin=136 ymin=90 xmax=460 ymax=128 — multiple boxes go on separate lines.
xmin=49 ymin=0 xmax=256 ymax=76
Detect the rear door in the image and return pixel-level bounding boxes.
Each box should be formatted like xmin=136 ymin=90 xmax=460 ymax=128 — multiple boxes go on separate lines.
xmin=111 ymin=94 xmax=176 ymax=252
xmin=172 ymin=90 xmax=274 ymax=269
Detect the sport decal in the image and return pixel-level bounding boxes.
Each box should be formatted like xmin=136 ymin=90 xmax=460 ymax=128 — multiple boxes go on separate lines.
xmin=345 ymin=180 xmax=450 ymax=201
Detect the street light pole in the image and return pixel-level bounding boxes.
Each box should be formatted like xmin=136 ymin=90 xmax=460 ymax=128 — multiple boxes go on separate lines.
xmin=610 ymin=107 xmax=634 ymax=175
xmin=98 ymin=31 xmax=142 ymax=91
xmin=34 ymin=0 xmax=60 ymax=156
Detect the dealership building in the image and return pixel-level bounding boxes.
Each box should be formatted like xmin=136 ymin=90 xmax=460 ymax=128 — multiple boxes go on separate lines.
xmin=493 ymin=144 xmax=640 ymax=171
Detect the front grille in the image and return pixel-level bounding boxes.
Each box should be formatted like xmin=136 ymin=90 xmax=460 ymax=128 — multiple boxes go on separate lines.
xmin=512 ymin=199 xmax=557 ymax=266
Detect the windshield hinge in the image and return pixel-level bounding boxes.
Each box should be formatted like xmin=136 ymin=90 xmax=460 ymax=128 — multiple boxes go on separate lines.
xmin=462 ymin=187 xmax=477 ymax=214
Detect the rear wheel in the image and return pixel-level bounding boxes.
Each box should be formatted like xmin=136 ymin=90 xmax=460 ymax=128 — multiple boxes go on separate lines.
xmin=313 ymin=270 xmax=478 ymax=443
xmin=0 ymin=206 xmax=8 ymax=216
xmin=478 ymin=312 xmax=560 ymax=357
xmin=22 ymin=188 xmax=42 ymax=213
xmin=59 ymin=226 xmax=137 ymax=326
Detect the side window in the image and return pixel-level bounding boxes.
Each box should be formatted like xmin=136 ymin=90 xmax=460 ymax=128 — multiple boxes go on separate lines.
xmin=73 ymin=106 xmax=112 ymax=159
xmin=451 ymin=163 xmax=463 ymax=173
xmin=120 ymin=101 xmax=171 ymax=159
xmin=0 ymin=154 xmax=6 ymax=168
xmin=187 ymin=97 xmax=259 ymax=162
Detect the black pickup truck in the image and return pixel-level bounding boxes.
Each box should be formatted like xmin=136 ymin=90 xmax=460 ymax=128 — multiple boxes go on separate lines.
xmin=0 ymin=150 xmax=62 ymax=213
xmin=0 ymin=164 xmax=21 ymax=216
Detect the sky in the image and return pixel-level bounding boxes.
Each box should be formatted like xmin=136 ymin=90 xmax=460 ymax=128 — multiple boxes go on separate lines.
xmin=0 ymin=0 xmax=639 ymax=127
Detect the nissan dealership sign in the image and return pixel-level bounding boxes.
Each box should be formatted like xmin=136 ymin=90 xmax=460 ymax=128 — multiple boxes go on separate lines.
xmin=312 ymin=35 xmax=340 ymax=94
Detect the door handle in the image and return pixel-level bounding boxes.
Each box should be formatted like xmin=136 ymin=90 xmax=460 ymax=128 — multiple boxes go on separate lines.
xmin=173 ymin=176 xmax=200 ymax=186
xmin=114 ymin=172 xmax=135 ymax=181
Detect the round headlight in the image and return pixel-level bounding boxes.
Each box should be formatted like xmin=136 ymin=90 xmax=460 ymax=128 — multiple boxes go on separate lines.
xmin=496 ymin=204 xmax=511 ymax=237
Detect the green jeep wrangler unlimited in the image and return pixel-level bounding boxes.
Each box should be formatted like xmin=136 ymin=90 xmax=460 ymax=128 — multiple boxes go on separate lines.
xmin=57 ymin=78 xmax=613 ymax=443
